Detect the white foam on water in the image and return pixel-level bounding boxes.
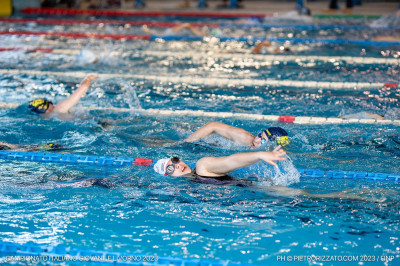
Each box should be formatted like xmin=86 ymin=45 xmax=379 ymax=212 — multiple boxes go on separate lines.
xmin=232 ymin=156 xmax=300 ymax=187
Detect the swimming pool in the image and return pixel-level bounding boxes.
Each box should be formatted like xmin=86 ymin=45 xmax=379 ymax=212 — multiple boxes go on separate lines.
xmin=0 ymin=9 xmax=399 ymax=265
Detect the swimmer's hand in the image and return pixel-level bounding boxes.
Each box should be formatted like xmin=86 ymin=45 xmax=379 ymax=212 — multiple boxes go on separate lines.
xmin=259 ymin=146 xmax=286 ymax=167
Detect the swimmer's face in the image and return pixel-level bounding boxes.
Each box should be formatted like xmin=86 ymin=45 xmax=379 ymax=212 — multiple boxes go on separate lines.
xmin=251 ymin=131 xmax=267 ymax=149
xmin=45 ymin=103 xmax=54 ymax=113
xmin=273 ymin=46 xmax=291 ymax=54
xmin=166 ymin=158 xmax=192 ymax=177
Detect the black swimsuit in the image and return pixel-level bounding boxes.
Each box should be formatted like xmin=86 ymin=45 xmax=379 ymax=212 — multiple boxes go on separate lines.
xmin=192 ymin=168 xmax=250 ymax=186
xmin=0 ymin=144 xmax=11 ymax=150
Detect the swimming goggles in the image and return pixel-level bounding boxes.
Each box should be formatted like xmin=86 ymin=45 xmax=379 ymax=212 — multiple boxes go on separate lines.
xmin=166 ymin=157 xmax=180 ymax=175
xmin=257 ymin=130 xmax=268 ymax=145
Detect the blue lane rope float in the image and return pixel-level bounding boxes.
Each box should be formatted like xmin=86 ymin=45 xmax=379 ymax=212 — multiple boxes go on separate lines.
xmin=0 ymin=151 xmax=153 ymax=167
xmin=0 ymin=241 xmax=241 ymax=266
xmin=0 ymin=151 xmax=398 ymax=182
xmin=298 ymin=169 xmax=400 ymax=182
xmin=150 ymin=35 xmax=400 ymax=46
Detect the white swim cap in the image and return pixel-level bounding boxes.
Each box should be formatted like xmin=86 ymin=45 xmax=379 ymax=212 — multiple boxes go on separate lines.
xmin=154 ymin=158 xmax=169 ymax=175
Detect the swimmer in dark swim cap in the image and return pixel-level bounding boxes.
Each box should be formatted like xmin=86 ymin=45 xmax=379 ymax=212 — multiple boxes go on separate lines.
xmin=28 ymin=74 xmax=98 ymax=115
xmin=256 ymin=127 xmax=290 ymax=147
xmin=184 ymin=122 xmax=290 ymax=149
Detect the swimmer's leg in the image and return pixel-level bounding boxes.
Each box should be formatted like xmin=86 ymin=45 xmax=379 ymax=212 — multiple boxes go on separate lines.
xmin=264 ymin=186 xmax=385 ymax=202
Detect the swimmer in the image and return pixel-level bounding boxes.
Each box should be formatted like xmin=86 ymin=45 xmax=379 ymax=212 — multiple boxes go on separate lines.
xmin=183 ymin=122 xmax=354 ymax=163
xmin=154 ymin=146 xmax=286 ymax=180
xmin=28 ymin=74 xmax=98 ymax=116
xmin=60 ymin=49 xmax=99 ymax=68
xmin=184 ymin=121 xmax=290 ymax=148
xmin=153 ymin=148 xmax=383 ymax=202
xmin=0 ymin=141 xmax=64 ymax=152
xmin=251 ymin=40 xmax=291 ymax=54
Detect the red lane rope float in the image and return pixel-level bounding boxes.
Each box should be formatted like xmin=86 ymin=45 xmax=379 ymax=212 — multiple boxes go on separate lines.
xmin=0 ymin=31 xmax=150 ymax=40
xmin=21 ymin=7 xmax=268 ymax=18
xmin=133 ymin=158 xmax=153 ymax=166
xmin=278 ymin=116 xmax=295 ymax=123
xmin=0 ymin=47 xmax=54 ymax=53
xmin=384 ymin=83 xmax=398 ymax=88
xmin=0 ymin=18 xmax=220 ymax=28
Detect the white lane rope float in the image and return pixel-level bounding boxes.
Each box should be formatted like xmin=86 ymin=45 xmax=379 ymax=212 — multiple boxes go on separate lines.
xmin=3 ymin=47 xmax=398 ymax=65
xmin=0 ymin=102 xmax=399 ymax=126
xmin=0 ymin=69 xmax=396 ymax=89
xmin=139 ymin=50 xmax=400 ymax=65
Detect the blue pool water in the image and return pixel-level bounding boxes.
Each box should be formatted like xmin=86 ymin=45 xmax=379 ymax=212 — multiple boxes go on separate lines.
xmin=0 ymin=12 xmax=400 ymax=265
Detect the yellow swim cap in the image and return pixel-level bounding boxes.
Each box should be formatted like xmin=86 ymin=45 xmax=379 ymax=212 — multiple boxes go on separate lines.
xmin=28 ymin=98 xmax=53 ymax=114
xmin=276 ymin=136 xmax=290 ymax=147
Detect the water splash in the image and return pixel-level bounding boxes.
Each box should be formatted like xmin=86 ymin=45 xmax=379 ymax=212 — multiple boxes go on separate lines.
xmin=232 ymin=156 xmax=300 ymax=187
xmin=370 ymin=12 xmax=400 ymax=28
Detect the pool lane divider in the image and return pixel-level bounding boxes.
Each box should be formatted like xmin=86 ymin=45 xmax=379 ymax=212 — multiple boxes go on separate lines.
xmin=20 ymin=7 xmax=383 ymax=20
xmin=20 ymin=7 xmax=268 ymax=19
xmin=0 ymin=102 xmax=399 ymax=125
xmin=2 ymin=47 xmax=399 ymax=65
xmin=141 ymin=50 xmax=400 ymax=65
xmin=0 ymin=151 xmax=152 ymax=167
xmin=0 ymin=102 xmax=398 ymax=126
xmin=0 ymin=151 xmax=398 ymax=182
xmin=1 ymin=69 xmax=397 ymax=90
xmin=0 ymin=241 xmax=239 ymax=266
xmin=2 ymin=17 xmax=397 ymax=31
xmin=0 ymin=31 xmax=150 ymax=40
xmin=1 ymin=30 xmax=399 ymax=46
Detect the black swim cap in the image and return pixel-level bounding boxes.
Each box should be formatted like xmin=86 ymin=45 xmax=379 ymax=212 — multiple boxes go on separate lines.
xmin=261 ymin=127 xmax=290 ymax=147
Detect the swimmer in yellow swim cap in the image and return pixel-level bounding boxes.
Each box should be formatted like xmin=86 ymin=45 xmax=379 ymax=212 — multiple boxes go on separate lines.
xmin=28 ymin=74 xmax=98 ymax=115
xmin=0 ymin=141 xmax=64 ymax=151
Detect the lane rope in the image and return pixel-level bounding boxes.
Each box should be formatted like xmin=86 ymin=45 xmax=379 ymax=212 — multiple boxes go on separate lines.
xmin=0 ymin=30 xmax=399 ymax=46
xmin=20 ymin=7 xmax=384 ymax=20
xmin=0 ymin=151 xmax=152 ymax=167
xmin=0 ymin=102 xmax=399 ymax=126
xmin=1 ymin=17 xmax=397 ymax=30
xmin=20 ymin=7 xmax=268 ymax=18
xmin=140 ymin=50 xmax=400 ymax=65
xmin=0 ymin=68 xmax=396 ymax=89
xmin=2 ymin=47 xmax=398 ymax=65
xmin=0 ymin=151 xmax=398 ymax=182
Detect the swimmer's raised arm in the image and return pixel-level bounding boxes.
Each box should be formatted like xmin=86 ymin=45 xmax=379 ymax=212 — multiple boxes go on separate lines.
xmin=53 ymin=74 xmax=98 ymax=114
xmin=184 ymin=121 xmax=255 ymax=146
xmin=195 ymin=146 xmax=286 ymax=177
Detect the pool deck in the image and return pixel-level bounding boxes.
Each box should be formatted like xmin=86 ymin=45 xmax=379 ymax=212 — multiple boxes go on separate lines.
xmin=69 ymin=0 xmax=399 ymax=16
